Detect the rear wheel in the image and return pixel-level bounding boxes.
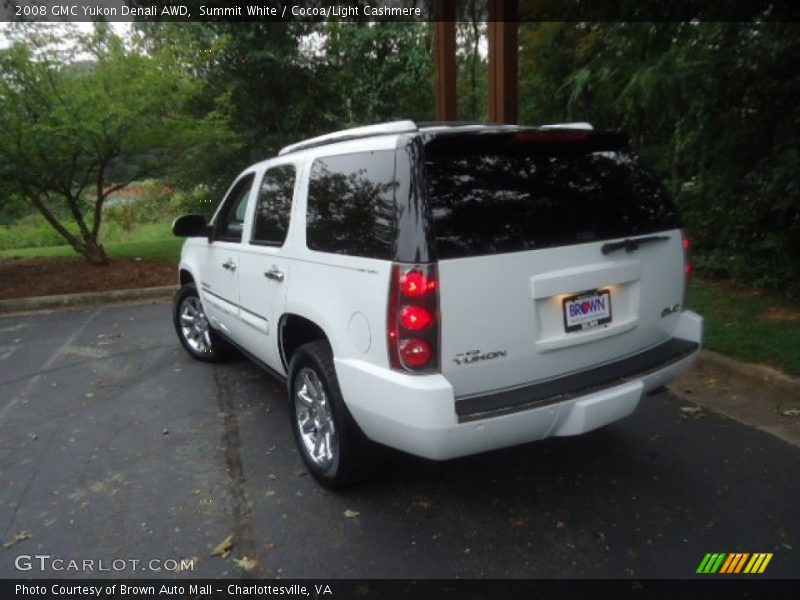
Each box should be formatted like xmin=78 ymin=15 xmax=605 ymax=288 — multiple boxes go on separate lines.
xmin=173 ymin=283 xmax=230 ymax=362
xmin=288 ymin=341 xmax=381 ymax=488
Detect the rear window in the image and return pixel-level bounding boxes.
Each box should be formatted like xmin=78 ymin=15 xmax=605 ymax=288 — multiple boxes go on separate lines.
xmin=424 ymin=133 xmax=681 ymax=259
xmin=306 ymin=150 xmax=396 ymax=259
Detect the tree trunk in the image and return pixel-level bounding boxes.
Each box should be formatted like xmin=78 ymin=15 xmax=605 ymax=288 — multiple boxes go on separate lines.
xmin=25 ymin=191 xmax=109 ymax=264
xmin=79 ymin=238 xmax=109 ymax=265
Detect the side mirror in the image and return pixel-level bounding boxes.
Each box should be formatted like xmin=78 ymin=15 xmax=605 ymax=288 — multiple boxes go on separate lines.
xmin=172 ymin=214 xmax=211 ymax=238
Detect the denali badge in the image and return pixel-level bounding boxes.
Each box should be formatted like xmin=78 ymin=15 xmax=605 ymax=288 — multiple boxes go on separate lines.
xmin=453 ymin=349 xmax=508 ymax=366
xmin=661 ymin=303 xmax=681 ymax=318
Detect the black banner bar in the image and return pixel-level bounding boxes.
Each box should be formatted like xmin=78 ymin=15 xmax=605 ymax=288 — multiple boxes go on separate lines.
xmin=2 ymin=0 xmax=800 ymax=23
xmin=4 ymin=579 xmax=800 ymax=600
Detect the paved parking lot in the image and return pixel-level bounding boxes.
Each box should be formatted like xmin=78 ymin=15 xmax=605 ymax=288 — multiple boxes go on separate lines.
xmin=1 ymin=302 xmax=798 ymax=578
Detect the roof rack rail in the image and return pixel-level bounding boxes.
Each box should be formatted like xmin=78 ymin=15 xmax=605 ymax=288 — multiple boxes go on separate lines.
xmin=278 ymin=120 xmax=418 ymax=156
xmin=416 ymin=121 xmax=488 ymax=128
xmin=540 ymin=122 xmax=594 ymax=130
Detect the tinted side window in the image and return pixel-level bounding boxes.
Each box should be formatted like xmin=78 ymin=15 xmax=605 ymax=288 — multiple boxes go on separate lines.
xmin=252 ymin=165 xmax=295 ymax=246
xmin=425 ymin=135 xmax=681 ymax=259
xmin=216 ymin=173 xmax=255 ymax=242
xmin=306 ymin=151 xmax=396 ymax=259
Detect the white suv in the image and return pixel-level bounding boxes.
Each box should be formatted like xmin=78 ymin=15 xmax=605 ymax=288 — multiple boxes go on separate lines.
xmin=172 ymin=121 xmax=703 ymax=488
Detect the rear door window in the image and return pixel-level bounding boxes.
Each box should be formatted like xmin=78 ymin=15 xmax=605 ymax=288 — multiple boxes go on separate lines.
xmin=424 ymin=133 xmax=681 ymax=259
xmin=251 ymin=164 xmax=295 ymax=246
xmin=215 ymin=173 xmax=255 ymax=243
xmin=306 ymin=151 xmax=396 ymax=259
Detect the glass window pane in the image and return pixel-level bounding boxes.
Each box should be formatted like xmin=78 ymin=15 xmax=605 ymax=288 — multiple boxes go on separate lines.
xmin=217 ymin=173 xmax=254 ymax=242
xmin=306 ymin=151 xmax=396 ymax=259
xmin=252 ymin=165 xmax=295 ymax=245
xmin=425 ymin=134 xmax=681 ymax=259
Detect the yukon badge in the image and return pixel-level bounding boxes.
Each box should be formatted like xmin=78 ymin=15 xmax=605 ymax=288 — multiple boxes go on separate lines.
xmin=453 ymin=349 xmax=508 ymax=366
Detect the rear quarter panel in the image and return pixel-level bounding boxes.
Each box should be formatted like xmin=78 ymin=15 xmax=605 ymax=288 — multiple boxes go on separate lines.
xmin=283 ymin=137 xmax=399 ymax=368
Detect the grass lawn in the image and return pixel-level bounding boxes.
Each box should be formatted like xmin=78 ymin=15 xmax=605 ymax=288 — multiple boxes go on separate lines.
xmin=0 ymin=237 xmax=183 ymax=263
xmin=688 ymin=278 xmax=800 ymax=377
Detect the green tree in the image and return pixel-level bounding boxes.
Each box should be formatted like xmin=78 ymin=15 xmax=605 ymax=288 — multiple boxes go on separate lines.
xmin=518 ymin=21 xmax=800 ymax=293
xmin=0 ymin=24 xmax=212 ymax=263
xmin=322 ymin=22 xmax=434 ymax=125
xmin=457 ymin=1 xmax=488 ymax=122
xmin=135 ymin=22 xmax=333 ymax=195
xmin=135 ymin=22 xmax=435 ymax=196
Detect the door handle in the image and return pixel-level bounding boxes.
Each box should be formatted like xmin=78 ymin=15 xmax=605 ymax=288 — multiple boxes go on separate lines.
xmin=222 ymin=259 xmax=236 ymax=272
xmin=264 ymin=267 xmax=284 ymax=282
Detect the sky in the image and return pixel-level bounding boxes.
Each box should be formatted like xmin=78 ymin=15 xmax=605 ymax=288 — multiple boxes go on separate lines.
xmin=0 ymin=21 xmax=131 ymax=50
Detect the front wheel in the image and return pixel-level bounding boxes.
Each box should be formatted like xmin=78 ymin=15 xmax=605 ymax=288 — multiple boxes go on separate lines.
xmin=172 ymin=283 xmax=230 ymax=362
xmin=288 ymin=341 xmax=381 ymax=489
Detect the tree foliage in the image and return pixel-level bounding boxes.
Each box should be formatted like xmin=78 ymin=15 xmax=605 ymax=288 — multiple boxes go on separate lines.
xmin=1 ymin=21 xmax=796 ymax=291
xmin=456 ymin=4 xmax=488 ymax=122
xmin=134 ymin=22 xmax=434 ymax=198
xmin=323 ymin=22 xmax=434 ymax=125
xmin=0 ymin=23 xmax=224 ymax=263
xmin=520 ymin=22 xmax=800 ymax=293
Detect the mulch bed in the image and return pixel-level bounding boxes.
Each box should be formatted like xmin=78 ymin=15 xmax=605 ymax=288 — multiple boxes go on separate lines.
xmin=0 ymin=257 xmax=176 ymax=300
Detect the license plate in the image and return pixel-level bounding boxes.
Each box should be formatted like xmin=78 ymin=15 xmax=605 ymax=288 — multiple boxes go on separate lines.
xmin=563 ymin=289 xmax=612 ymax=332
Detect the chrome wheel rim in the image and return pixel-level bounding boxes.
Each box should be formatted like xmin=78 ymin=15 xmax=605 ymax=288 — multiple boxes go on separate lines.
xmin=294 ymin=367 xmax=338 ymax=470
xmin=179 ymin=296 xmax=212 ymax=353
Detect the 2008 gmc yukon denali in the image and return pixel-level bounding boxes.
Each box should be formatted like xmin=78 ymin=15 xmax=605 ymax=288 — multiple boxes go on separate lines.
xmin=171 ymin=121 xmax=703 ymax=488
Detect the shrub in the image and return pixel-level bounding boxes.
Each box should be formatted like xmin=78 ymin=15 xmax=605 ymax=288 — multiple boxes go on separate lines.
xmin=171 ymin=185 xmax=217 ymax=220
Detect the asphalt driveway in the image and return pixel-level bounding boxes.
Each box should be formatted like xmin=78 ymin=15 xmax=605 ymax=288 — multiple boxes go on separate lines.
xmin=0 ymin=303 xmax=798 ymax=579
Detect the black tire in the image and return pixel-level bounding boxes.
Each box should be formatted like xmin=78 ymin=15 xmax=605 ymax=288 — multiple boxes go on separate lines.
xmin=288 ymin=340 xmax=381 ymax=489
xmin=172 ymin=283 xmax=231 ymax=362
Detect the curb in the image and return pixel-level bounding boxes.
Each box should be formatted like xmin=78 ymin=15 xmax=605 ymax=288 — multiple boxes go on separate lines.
xmin=696 ymin=350 xmax=800 ymax=399
xmin=0 ymin=285 xmax=178 ymax=315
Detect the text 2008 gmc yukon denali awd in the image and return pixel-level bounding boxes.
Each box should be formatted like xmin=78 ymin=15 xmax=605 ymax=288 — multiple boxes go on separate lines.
xmin=171 ymin=121 xmax=703 ymax=488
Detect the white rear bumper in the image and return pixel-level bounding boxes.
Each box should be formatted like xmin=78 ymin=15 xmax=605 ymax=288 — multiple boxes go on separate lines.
xmin=337 ymin=311 xmax=703 ymax=460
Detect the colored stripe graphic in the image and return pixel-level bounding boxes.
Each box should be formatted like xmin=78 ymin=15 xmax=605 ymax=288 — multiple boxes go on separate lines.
xmin=719 ymin=553 xmax=740 ymax=573
xmin=751 ymin=553 xmax=773 ymax=574
xmin=698 ymin=552 xmax=773 ymax=574
xmin=697 ymin=553 xmax=727 ymax=573
xmin=711 ymin=553 xmax=726 ymax=573
xmin=719 ymin=554 xmax=735 ymax=573
xmin=744 ymin=554 xmax=760 ymax=573
xmin=696 ymin=554 xmax=713 ymax=573
xmin=725 ymin=553 xmax=749 ymax=573
xmin=734 ymin=553 xmax=750 ymax=573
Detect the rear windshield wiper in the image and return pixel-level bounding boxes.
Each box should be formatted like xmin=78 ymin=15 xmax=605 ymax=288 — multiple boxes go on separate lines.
xmin=601 ymin=235 xmax=670 ymax=255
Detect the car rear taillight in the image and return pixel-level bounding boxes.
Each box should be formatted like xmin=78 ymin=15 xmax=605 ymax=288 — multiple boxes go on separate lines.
xmin=682 ymin=233 xmax=693 ymax=279
xmin=400 ymin=305 xmax=434 ymax=330
xmin=388 ymin=263 xmax=439 ymax=372
xmin=400 ymin=270 xmax=435 ymax=297
xmin=399 ymin=339 xmax=433 ymax=367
